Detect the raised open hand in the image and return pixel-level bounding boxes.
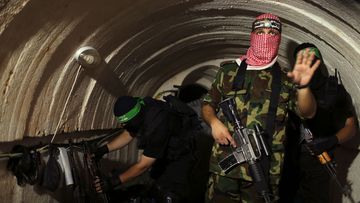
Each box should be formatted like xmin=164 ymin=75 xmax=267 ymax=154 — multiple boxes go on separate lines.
xmin=287 ymin=48 xmax=321 ymax=87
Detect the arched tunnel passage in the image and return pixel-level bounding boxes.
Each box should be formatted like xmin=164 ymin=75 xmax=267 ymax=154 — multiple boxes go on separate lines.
xmin=0 ymin=0 xmax=359 ymax=202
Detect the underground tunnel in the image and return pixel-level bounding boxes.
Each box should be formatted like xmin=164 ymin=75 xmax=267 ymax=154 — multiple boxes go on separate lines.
xmin=0 ymin=0 xmax=359 ymax=202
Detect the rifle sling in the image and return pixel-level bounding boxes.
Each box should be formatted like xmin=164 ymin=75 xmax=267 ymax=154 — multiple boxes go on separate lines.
xmin=232 ymin=60 xmax=247 ymax=91
xmin=232 ymin=60 xmax=282 ymax=142
xmin=266 ymin=63 xmax=282 ymax=139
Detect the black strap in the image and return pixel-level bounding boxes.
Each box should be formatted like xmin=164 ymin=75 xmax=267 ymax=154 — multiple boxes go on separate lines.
xmin=262 ymin=63 xmax=281 ymax=193
xmin=232 ymin=60 xmax=282 ymax=137
xmin=67 ymin=143 xmax=86 ymax=202
xmin=232 ymin=60 xmax=248 ymax=91
xmin=82 ymin=146 xmax=92 ymax=199
xmin=230 ymin=61 xmax=282 ymax=193
xmin=265 ymin=62 xmax=282 ymax=137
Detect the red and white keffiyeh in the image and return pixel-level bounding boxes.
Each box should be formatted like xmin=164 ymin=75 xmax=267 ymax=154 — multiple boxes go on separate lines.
xmin=240 ymin=13 xmax=282 ymax=67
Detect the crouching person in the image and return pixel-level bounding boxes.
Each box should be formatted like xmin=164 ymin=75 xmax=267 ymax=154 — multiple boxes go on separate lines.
xmin=93 ymin=96 xmax=200 ymax=203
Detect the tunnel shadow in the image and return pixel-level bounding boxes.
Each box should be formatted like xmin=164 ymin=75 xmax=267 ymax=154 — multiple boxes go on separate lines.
xmin=81 ymin=60 xmax=128 ymax=97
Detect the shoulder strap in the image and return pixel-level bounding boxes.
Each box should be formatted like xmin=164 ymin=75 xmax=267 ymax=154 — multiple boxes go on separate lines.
xmin=231 ymin=60 xmax=282 ymax=137
xmin=323 ymin=69 xmax=340 ymax=110
xmin=232 ymin=60 xmax=248 ymax=91
xmin=265 ymin=62 xmax=282 ymax=137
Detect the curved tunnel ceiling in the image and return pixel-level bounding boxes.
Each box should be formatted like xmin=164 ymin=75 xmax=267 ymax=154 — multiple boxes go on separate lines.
xmin=1 ymin=0 xmax=359 ymax=141
xmin=0 ymin=0 xmax=359 ymax=201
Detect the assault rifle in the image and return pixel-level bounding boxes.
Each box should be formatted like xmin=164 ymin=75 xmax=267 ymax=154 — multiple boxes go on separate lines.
xmin=300 ymin=125 xmax=356 ymax=203
xmin=218 ymin=98 xmax=271 ymax=203
xmin=83 ymin=141 xmax=109 ymax=203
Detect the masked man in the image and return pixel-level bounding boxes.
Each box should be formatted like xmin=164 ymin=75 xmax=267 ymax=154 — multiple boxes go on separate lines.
xmin=202 ymin=13 xmax=320 ymax=202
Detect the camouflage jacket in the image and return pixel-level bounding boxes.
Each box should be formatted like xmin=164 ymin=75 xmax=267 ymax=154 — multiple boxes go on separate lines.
xmin=203 ymin=60 xmax=297 ymax=181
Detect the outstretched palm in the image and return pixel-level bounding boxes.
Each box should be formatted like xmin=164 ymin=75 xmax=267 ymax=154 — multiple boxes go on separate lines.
xmin=287 ymin=48 xmax=321 ymax=86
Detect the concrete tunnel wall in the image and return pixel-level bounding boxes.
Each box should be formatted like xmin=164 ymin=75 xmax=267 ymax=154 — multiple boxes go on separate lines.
xmin=0 ymin=0 xmax=359 ymax=202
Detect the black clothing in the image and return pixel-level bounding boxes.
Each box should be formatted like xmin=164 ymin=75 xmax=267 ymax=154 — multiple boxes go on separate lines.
xmin=124 ymin=97 xmax=198 ymax=201
xmin=280 ymin=81 xmax=354 ymax=203
xmin=306 ymin=136 xmax=338 ymax=155
xmin=294 ymin=151 xmax=331 ymax=203
xmin=113 ymin=96 xmax=139 ymax=117
xmin=306 ymin=90 xmax=353 ymax=139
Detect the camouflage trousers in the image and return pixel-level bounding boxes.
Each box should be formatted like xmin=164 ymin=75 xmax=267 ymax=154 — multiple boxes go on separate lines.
xmin=205 ymin=173 xmax=280 ymax=203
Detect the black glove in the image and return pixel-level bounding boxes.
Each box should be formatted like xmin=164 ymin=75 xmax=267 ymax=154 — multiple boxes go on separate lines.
xmin=94 ymin=174 xmax=122 ymax=193
xmin=89 ymin=144 xmax=109 ymax=160
xmin=307 ymin=136 xmax=338 ymax=155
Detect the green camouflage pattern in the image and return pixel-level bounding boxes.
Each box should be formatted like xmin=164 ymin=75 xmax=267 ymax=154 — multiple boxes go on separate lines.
xmin=205 ymin=173 xmax=279 ymax=203
xmin=203 ymin=60 xmax=296 ymax=182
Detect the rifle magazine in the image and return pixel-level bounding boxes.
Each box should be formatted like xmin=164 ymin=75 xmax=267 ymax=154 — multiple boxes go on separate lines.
xmin=219 ymin=152 xmax=245 ymax=173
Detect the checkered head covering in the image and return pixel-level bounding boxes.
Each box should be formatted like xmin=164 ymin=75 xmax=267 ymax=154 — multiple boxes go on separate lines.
xmin=241 ymin=13 xmax=282 ymax=66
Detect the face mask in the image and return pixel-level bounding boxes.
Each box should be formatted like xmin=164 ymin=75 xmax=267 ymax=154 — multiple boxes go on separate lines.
xmin=123 ymin=110 xmax=145 ymax=134
xmin=240 ymin=13 xmax=282 ymax=67
xmin=245 ymin=32 xmax=281 ymax=66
